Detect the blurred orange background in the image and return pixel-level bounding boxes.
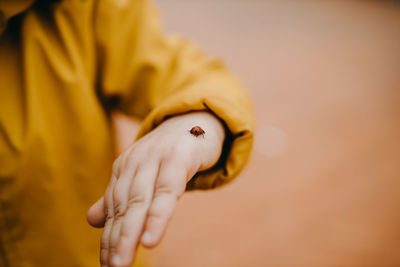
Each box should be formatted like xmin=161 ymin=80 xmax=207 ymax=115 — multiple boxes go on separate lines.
xmin=113 ymin=1 xmax=400 ymax=266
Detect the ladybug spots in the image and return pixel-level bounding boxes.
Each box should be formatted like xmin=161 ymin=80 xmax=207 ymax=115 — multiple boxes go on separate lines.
xmin=190 ymin=126 xmax=205 ymax=137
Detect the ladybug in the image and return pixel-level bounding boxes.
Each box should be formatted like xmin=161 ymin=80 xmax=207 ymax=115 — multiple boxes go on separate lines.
xmin=190 ymin=126 xmax=205 ymax=137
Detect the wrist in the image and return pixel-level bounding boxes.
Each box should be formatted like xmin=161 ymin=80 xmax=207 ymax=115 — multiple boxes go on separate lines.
xmin=160 ymin=111 xmax=226 ymax=171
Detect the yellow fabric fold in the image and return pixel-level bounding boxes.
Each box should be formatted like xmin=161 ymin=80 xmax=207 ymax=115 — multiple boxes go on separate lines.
xmin=95 ymin=0 xmax=255 ymax=189
xmin=0 ymin=0 xmax=253 ymax=266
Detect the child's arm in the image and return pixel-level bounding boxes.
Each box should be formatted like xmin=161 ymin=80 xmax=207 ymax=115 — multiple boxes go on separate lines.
xmin=94 ymin=0 xmax=253 ymax=190
xmin=87 ymin=111 xmax=225 ymax=266
xmin=90 ymin=0 xmax=254 ymax=266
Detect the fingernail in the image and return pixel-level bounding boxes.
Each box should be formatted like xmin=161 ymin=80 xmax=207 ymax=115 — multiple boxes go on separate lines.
xmin=112 ymin=255 xmax=121 ymax=266
xmin=141 ymin=231 xmax=152 ymax=244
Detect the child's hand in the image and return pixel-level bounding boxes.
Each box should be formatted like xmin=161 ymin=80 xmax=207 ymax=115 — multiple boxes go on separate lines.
xmin=86 ymin=111 xmax=225 ymax=267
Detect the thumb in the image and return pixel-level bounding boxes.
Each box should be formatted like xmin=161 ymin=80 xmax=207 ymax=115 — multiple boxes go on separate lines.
xmin=86 ymin=196 xmax=106 ymax=228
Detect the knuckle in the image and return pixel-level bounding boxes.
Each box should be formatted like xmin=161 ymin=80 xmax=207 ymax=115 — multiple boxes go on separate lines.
xmin=112 ymin=183 xmax=126 ymax=205
xmin=106 ymin=213 xmax=113 ymax=221
xmin=104 ymin=204 xmax=114 ymax=221
xmin=112 ymin=159 xmax=121 ymax=176
xmin=147 ymin=212 xmax=164 ymax=224
xmin=155 ymin=180 xmax=183 ymax=199
xmin=124 ymin=151 xmax=141 ymax=168
xmin=145 ymin=143 xmax=159 ymax=155
xmin=103 ymin=215 xmax=114 ymax=227
xmin=105 ymin=208 xmax=113 ymax=221
xmin=111 ymin=188 xmax=127 ymax=220
xmin=113 ymin=202 xmax=127 ymax=220
xmin=155 ymin=184 xmax=176 ymax=198
xmin=118 ymin=232 xmax=130 ymax=245
xmin=147 ymin=207 xmax=165 ymax=221
xmin=127 ymin=194 xmax=150 ymax=209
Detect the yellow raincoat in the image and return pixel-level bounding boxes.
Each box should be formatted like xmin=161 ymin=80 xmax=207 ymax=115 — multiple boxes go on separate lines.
xmin=0 ymin=0 xmax=254 ymax=266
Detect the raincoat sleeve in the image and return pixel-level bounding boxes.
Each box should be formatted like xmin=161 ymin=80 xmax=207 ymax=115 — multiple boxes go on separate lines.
xmin=95 ymin=0 xmax=254 ymax=190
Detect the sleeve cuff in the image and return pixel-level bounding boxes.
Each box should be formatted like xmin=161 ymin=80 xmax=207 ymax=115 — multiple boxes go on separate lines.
xmin=134 ymin=86 xmax=254 ymax=190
